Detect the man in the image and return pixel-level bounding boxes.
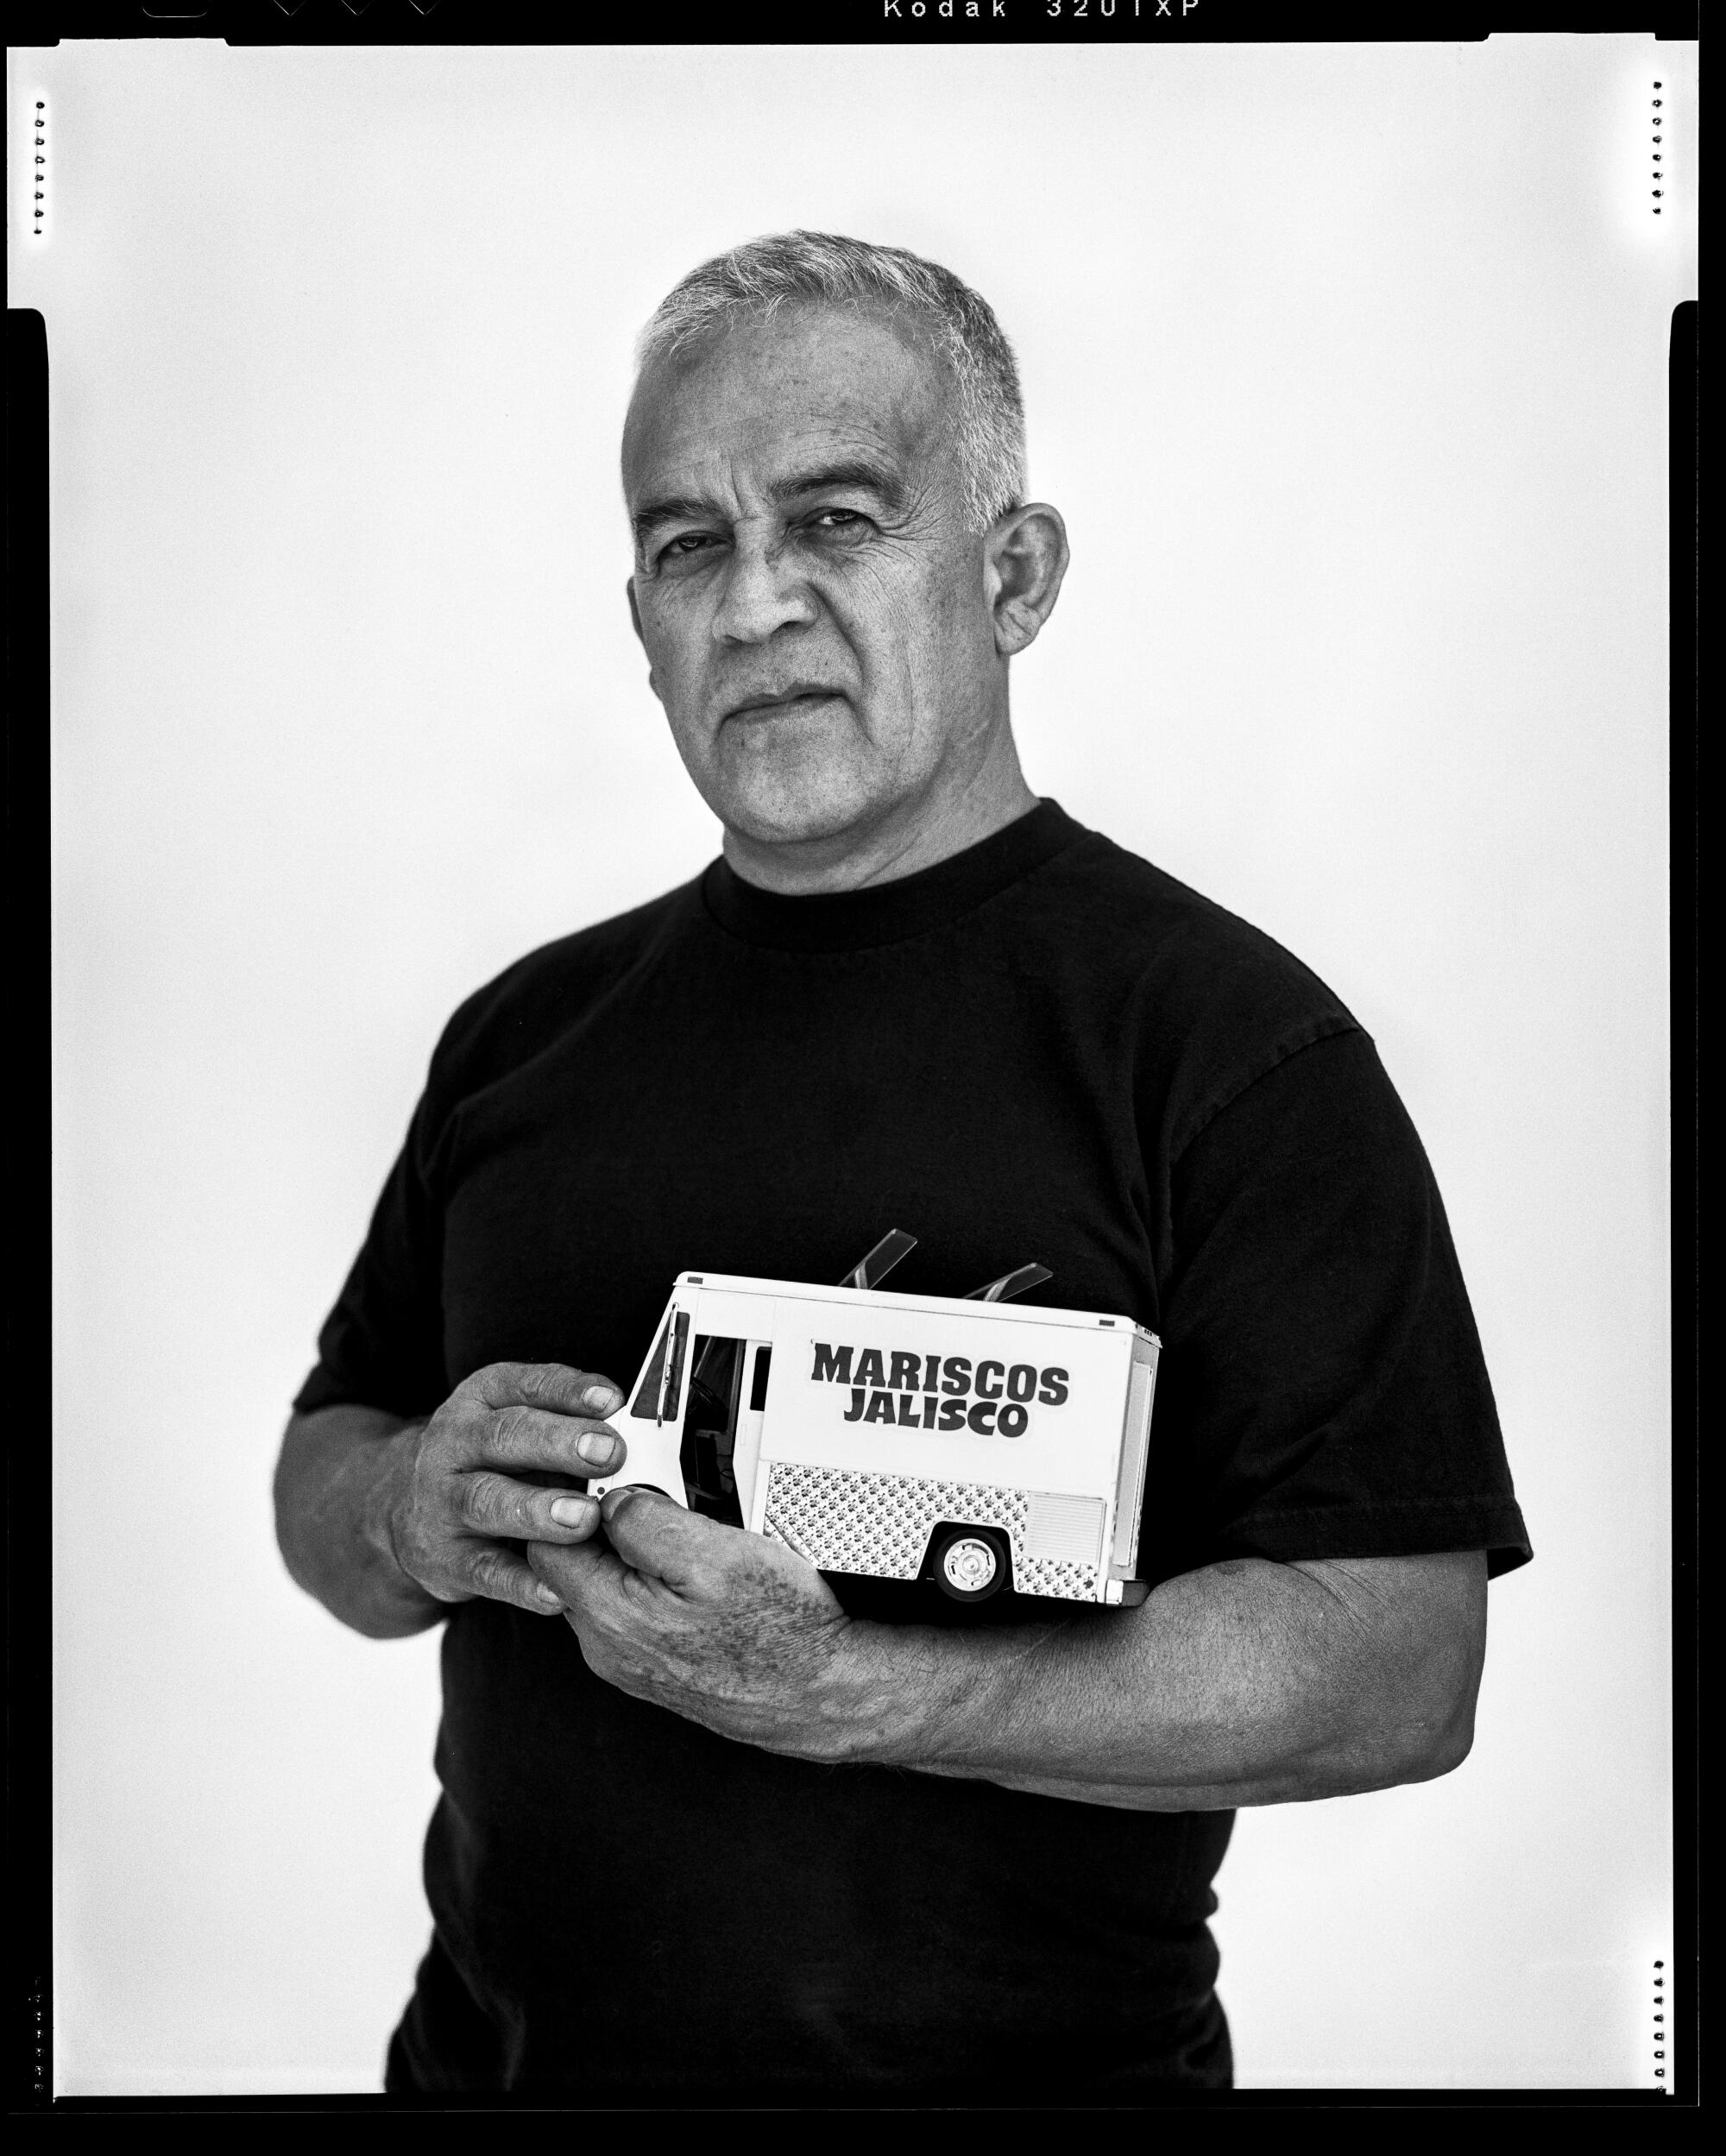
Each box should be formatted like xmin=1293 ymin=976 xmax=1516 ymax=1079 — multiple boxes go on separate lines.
xmin=274 ymin=230 xmax=1529 ymax=2103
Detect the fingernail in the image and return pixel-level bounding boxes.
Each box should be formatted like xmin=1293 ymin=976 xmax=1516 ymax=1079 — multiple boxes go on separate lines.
xmin=533 ymin=1583 xmax=564 ymax=1609
xmin=576 ymin=1432 xmax=614 ymax=1466
xmin=550 ymin=1496 xmax=594 ymax=1527
xmin=582 ymin=1384 xmax=621 ymax=1412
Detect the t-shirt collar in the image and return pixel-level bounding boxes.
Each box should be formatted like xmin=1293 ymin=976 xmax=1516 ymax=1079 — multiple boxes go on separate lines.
xmin=700 ymin=797 xmax=1085 ymax=954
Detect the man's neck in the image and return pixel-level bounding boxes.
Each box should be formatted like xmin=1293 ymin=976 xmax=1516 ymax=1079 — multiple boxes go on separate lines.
xmin=720 ymin=728 xmax=1039 ymax=897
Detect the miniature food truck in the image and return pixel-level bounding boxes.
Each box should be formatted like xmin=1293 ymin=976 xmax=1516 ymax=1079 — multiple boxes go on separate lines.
xmin=589 ymin=1232 xmax=1158 ymax=1606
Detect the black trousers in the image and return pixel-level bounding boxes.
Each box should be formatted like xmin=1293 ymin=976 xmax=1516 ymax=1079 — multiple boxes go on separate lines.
xmin=384 ymin=1928 xmax=1234 ymax=2107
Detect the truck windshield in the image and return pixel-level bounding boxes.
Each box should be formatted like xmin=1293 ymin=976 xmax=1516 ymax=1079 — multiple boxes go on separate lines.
xmin=628 ymin=1308 xmax=690 ymax=1422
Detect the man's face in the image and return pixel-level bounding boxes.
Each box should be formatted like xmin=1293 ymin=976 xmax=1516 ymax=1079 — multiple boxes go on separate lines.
xmin=621 ymin=305 xmax=1002 ymax=852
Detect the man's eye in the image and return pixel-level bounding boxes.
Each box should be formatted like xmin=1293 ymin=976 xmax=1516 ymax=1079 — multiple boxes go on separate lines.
xmin=809 ymin=509 xmax=867 ymax=534
xmin=658 ymin=533 xmax=718 ymax=564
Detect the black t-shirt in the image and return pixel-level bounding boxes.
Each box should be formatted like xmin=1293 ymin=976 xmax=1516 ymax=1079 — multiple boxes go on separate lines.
xmin=296 ymin=799 xmax=1529 ymax=2104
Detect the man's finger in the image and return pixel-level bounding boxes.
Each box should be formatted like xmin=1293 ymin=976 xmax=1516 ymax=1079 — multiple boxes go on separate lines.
xmin=477 ymin=1406 xmax=627 ymax=1479
xmin=460 ymin=1472 xmax=602 ymax=1543
xmin=598 ymin=1485 xmax=725 ymax=1585
xmin=527 ymin=1535 xmax=627 ymax=1611
xmin=464 ymin=1542 xmax=572 ymax=1617
xmin=465 ymin=1361 xmax=627 ymax=1420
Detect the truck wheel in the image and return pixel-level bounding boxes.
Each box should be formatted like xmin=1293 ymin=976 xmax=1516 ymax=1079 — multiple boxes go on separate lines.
xmin=929 ymin=1525 xmax=1010 ymax=1603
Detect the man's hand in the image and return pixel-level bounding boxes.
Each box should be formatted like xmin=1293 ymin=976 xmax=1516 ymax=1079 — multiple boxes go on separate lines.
xmin=274 ymin=1363 xmax=633 ymax=1637
xmin=383 ymin=1363 xmax=631 ymax=1616
xmin=527 ymin=1490 xmax=869 ymax=1755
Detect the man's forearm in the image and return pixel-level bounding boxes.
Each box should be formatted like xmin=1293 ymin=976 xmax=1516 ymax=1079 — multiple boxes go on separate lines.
xmin=820 ymin=1551 xmax=1486 ymax=1812
xmin=274 ymin=1406 xmax=444 ymax=1640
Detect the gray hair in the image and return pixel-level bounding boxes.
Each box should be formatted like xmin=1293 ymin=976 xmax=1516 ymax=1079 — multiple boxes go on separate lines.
xmin=635 ymin=230 xmax=1027 ymax=533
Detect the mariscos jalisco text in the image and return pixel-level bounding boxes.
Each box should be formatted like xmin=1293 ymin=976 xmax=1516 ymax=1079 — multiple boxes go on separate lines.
xmin=809 ymin=1342 xmax=1069 ymax=1439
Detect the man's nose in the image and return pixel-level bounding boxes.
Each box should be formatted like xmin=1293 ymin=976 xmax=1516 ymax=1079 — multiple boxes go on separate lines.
xmin=710 ymin=536 xmax=818 ymax=646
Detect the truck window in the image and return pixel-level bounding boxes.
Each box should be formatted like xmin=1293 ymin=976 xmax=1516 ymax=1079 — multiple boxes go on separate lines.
xmin=629 ymin=1308 xmax=690 ymax=1422
xmin=681 ymin=1334 xmax=746 ymax=1526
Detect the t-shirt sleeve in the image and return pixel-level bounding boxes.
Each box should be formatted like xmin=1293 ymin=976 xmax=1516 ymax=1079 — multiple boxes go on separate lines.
xmin=1143 ymin=1026 xmax=1532 ymax=1582
xmin=292 ymin=1085 xmax=452 ymax=1419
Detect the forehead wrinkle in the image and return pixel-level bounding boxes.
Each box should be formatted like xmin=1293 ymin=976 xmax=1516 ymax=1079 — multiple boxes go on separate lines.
xmin=771 ymin=458 xmax=909 ymax=512
xmin=624 ymin=318 xmax=958 ymax=523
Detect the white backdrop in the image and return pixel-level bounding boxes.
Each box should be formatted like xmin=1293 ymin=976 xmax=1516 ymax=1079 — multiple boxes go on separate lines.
xmin=16 ymin=35 xmax=1691 ymax=2096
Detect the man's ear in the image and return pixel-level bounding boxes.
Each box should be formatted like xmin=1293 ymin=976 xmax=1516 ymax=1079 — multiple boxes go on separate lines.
xmin=627 ymin=575 xmax=663 ymax=700
xmin=984 ymin=504 xmax=1070 ymax=659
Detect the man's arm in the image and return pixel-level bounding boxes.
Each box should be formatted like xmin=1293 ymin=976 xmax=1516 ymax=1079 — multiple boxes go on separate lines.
xmin=273 ymin=1364 xmax=632 ymax=1642
xmin=274 ymin=1403 xmax=442 ymax=1639
xmin=869 ymin=1549 xmax=1486 ymax=1810
xmin=532 ymin=1495 xmax=1486 ymax=1812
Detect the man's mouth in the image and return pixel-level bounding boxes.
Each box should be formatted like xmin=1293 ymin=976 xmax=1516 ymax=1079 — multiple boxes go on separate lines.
xmin=721 ymin=687 xmax=847 ymax=723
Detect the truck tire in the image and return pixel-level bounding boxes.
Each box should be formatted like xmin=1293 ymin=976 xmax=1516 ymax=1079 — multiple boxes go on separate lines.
xmin=928 ymin=1524 xmax=1011 ymax=1603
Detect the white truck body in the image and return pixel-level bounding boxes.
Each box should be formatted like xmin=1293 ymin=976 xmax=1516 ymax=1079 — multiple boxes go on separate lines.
xmin=589 ymin=1271 xmax=1159 ymax=1606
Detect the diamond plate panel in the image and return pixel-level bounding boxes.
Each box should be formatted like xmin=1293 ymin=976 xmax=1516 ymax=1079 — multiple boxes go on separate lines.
xmin=1014 ymin=1554 xmax=1104 ymax=1601
xmin=762 ymin=1464 xmax=1100 ymax=1602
